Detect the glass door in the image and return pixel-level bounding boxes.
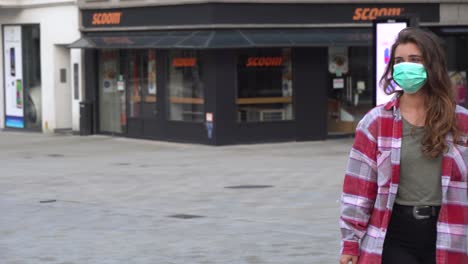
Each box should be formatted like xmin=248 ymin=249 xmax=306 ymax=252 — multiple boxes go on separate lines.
xmin=98 ymin=49 xmax=126 ymax=134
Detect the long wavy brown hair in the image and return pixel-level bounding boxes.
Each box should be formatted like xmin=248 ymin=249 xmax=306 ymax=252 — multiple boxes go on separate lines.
xmin=380 ymin=27 xmax=459 ymax=158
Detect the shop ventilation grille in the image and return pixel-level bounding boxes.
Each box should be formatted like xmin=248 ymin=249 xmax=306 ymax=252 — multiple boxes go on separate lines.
xmin=260 ymin=109 xmax=285 ymax=121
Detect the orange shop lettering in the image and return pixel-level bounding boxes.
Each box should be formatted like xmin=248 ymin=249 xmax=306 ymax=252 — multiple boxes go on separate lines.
xmin=92 ymin=12 xmax=122 ymax=25
xmin=352 ymin=8 xmax=403 ymax=21
xmin=172 ymin=58 xmax=197 ymax=67
xmin=246 ymin=57 xmax=283 ymax=67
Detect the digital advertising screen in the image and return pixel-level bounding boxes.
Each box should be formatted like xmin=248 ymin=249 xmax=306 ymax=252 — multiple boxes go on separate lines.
xmin=3 ymin=26 xmax=24 ymax=128
xmin=374 ymin=19 xmax=408 ymax=106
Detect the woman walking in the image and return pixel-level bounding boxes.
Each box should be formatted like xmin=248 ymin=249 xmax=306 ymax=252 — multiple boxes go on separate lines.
xmin=339 ymin=27 xmax=468 ymax=264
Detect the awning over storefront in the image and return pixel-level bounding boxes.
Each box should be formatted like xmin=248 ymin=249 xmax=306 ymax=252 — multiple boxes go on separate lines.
xmin=69 ymin=28 xmax=372 ymax=49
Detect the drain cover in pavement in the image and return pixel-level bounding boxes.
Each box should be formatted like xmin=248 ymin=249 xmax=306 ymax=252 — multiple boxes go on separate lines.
xmin=113 ymin=162 xmax=131 ymax=166
xmin=168 ymin=214 xmax=205 ymax=219
xmin=47 ymin=154 xmax=64 ymax=158
xmin=39 ymin=200 xmax=57 ymax=203
xmin=225 ymin=185 xmax=274 ymax=189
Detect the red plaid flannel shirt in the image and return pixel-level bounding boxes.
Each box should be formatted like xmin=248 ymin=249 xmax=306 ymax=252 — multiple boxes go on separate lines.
xmin=340 ymin=96 xmax=468 ymax=263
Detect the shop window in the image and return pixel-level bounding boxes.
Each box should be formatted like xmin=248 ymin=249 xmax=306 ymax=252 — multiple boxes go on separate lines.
xmin=124 ymin=50 xmax=157 ymax=118
xmin=237 ymin=48 xmax=293 ymax=122
xmin=167 ymin=51 xmax=204 ymax=122
xmin=327 ymin=46 xmax=373 ymax=135
xmin=441 ymin=35 xmax=468 ymax=108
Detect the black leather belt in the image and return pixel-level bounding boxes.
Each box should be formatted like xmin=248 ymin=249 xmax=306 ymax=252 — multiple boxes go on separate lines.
xmin=393 ymin=203 xmax=440 ymax=220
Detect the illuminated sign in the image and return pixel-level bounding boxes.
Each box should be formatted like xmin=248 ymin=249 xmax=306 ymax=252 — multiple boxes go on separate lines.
xmin=353 ymin=8 xmax=403 ymax=21
xmin=172 ymin=58 xmax=197 ymax=67
xmin=374 ymin=20 xmax=408 ymax=106
xmin=246 ymin=57 xmax=283 ymax=67
xmin=92 ymin=12 xmax=122 ymax=25
xmin=3 ymin=26 xmax=24 ymax=128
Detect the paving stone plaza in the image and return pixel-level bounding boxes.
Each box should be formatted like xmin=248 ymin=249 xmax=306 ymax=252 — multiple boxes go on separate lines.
xmin=0 ymin=132 xmax=353 ymax=264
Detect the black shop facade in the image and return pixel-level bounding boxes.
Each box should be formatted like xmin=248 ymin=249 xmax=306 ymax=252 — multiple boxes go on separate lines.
xmin=73 ymin=3 xmax=440 ymax=145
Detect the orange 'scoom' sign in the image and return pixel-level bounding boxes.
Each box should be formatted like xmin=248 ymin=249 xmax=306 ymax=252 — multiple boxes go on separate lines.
xmin=92 ymin=12 xmax=122 ymax=25
xmin=246 ymin=57 xmax=283 ymax=67
xmin=172 ymin=58 xmax=197 ymax=67
xmin=352 ymin=8 xmax=402 ymax=21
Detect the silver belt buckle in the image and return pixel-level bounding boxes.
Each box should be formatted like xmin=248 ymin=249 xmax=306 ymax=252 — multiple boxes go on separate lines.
xmin=412 ymin=206 xmax=432 ymax=220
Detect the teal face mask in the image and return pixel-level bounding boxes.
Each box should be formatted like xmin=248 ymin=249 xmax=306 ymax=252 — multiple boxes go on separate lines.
xmin=392 ymin=62 xmax=427 ymax=94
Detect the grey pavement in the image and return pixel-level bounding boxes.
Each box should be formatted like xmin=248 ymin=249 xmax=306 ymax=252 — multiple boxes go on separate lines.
xmin=0 ymin=131 xmax=353 ymax=264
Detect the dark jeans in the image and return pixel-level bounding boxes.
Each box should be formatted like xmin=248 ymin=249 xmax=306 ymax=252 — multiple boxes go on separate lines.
xmin=382 ymin=204 xmax=439 ymax=264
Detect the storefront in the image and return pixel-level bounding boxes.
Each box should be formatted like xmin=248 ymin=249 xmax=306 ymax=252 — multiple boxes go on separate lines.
xmin=72 ymin=2 xmax=466 ymax=145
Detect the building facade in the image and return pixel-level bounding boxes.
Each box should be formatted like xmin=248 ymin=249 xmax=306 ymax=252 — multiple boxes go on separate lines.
xmin=0 ymin=0 xmax=82 ymax=133
xmin=70 ymin=1 xmax=468 ymax=145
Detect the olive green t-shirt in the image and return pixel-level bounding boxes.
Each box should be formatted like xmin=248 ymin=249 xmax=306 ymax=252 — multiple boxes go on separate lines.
xmin=395 ymin=117 xmax=443 ymax=206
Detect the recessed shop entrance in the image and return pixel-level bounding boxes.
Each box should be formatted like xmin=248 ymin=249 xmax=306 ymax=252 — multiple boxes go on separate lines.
xmin=97 ymin=49 xmax=125 ymax=135
xmin=97 ymin=49 xmax=159 ymax=139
